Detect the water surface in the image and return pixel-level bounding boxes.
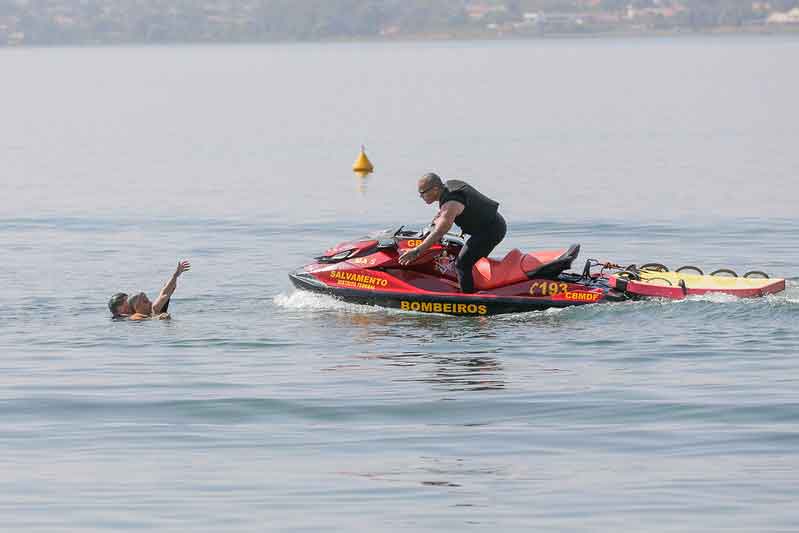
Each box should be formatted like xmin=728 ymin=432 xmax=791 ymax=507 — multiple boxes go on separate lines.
xmin=1 ymin=38 xmax=798 ymax=531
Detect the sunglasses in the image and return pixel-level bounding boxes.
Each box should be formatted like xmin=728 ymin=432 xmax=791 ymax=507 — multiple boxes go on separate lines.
xmin=418 ymin=186 xmax=436 ymax=197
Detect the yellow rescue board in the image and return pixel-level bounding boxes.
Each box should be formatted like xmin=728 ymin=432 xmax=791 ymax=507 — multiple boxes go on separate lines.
xmin=637 ymin=270 xmax=779 ymax=290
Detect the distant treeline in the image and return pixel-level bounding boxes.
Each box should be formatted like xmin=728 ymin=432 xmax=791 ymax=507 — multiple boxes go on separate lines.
xmin=256 ymin=0 xmax=470 ymax=39
xmin=2 ymin=0 xmax=799 ymax=45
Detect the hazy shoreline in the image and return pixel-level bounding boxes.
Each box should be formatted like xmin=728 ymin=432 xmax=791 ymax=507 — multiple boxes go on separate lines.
xmin=3 ymin=25 xmax=798 ymax=49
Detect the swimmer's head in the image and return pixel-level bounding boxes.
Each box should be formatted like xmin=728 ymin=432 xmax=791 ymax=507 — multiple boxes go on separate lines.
xmin=128 ymin=292 xmax=152 ymax=316
xmin=108 ymin=293 xmax=131 ymax=317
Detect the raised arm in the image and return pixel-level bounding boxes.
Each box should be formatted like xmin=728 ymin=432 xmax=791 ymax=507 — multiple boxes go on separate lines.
xmin=152 ymin=260 xmax=190 ymax=314
xmin=399 ymin=201 xmax=464 ymax=265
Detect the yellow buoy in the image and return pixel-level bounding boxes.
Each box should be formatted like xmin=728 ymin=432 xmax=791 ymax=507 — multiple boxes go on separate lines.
xmin=352 ymin=145 xmax=374 ymax=174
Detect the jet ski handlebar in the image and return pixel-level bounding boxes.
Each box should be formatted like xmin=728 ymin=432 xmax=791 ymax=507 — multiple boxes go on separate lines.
xmin=386 ymin=225 xmax=464 ymax=248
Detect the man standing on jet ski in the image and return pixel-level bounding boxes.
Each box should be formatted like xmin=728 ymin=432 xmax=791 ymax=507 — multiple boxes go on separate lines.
xmin=399 ymin=173 xmax=506 ymax=293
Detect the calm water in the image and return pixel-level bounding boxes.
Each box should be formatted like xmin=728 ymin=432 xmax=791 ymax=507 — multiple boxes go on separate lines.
xmin=2 ymin=38 xmax=799 ymax=531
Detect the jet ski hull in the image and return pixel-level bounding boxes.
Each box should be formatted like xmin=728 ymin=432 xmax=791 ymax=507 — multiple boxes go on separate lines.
xmin=289 ymin=269 xmax=623 ymax=316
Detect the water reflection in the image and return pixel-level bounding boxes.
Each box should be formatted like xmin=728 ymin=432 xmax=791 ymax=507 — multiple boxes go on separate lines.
xmin=323 ymin=308 xmax=500 ymax=341
xmin=308 ymin=305 xmax=506 ymax=391
xmin=353 ymin=171 xmax=371 ymax=194
xmin=373 ymin=351 xmax=505 ymax=392
xmin=339 ymin=456 xmax=505 ymax=490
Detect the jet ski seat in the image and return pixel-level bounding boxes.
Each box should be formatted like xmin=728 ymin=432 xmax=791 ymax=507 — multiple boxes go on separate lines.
xmin=473 ymin=244 xmax=580 ymax=291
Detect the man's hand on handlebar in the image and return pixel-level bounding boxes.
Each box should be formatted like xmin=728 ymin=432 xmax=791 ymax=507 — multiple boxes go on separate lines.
xmin=398 ymin=247 xmax=421 ymax=265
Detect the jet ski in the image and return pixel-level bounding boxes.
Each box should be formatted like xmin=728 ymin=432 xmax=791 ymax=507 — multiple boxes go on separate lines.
xmin=288 ymin=225 xmax=627 ymax=315
xmin=289 ymin=226 xmax=787 ymax=315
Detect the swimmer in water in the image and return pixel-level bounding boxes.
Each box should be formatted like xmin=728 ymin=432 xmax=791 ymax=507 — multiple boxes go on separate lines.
xmin=108 ymin=293 xmax=133 ymax=318
xmin=128 ymin=291 xmax=169 ymax=320
xmin=109 ymin=260 xmax=191 ymax=319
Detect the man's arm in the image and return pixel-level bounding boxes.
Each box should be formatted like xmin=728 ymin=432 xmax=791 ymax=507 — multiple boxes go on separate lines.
xmin=399 ymin=201 xmax=464 ymax=265
xmin=152 ymin=260 xmax=190 ymax=314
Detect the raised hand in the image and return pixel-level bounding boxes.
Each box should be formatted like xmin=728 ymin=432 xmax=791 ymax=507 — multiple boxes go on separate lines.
xmin=175 ymin=260 xmax=191 ymax=277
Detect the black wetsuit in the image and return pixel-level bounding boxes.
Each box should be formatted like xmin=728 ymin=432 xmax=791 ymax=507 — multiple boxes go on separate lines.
xmin=439 ymin=180 xmax=506 ymax=293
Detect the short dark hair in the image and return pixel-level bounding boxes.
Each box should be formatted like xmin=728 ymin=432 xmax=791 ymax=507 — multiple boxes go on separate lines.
xmin=108 ymin=293 xmax=128 ymax=316
xmin=421 ymin=172 xmax=443 ymax=189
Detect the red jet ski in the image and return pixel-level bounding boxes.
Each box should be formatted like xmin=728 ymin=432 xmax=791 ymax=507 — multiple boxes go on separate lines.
xmin=289 ymin=226 xmax=627 ymax=315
